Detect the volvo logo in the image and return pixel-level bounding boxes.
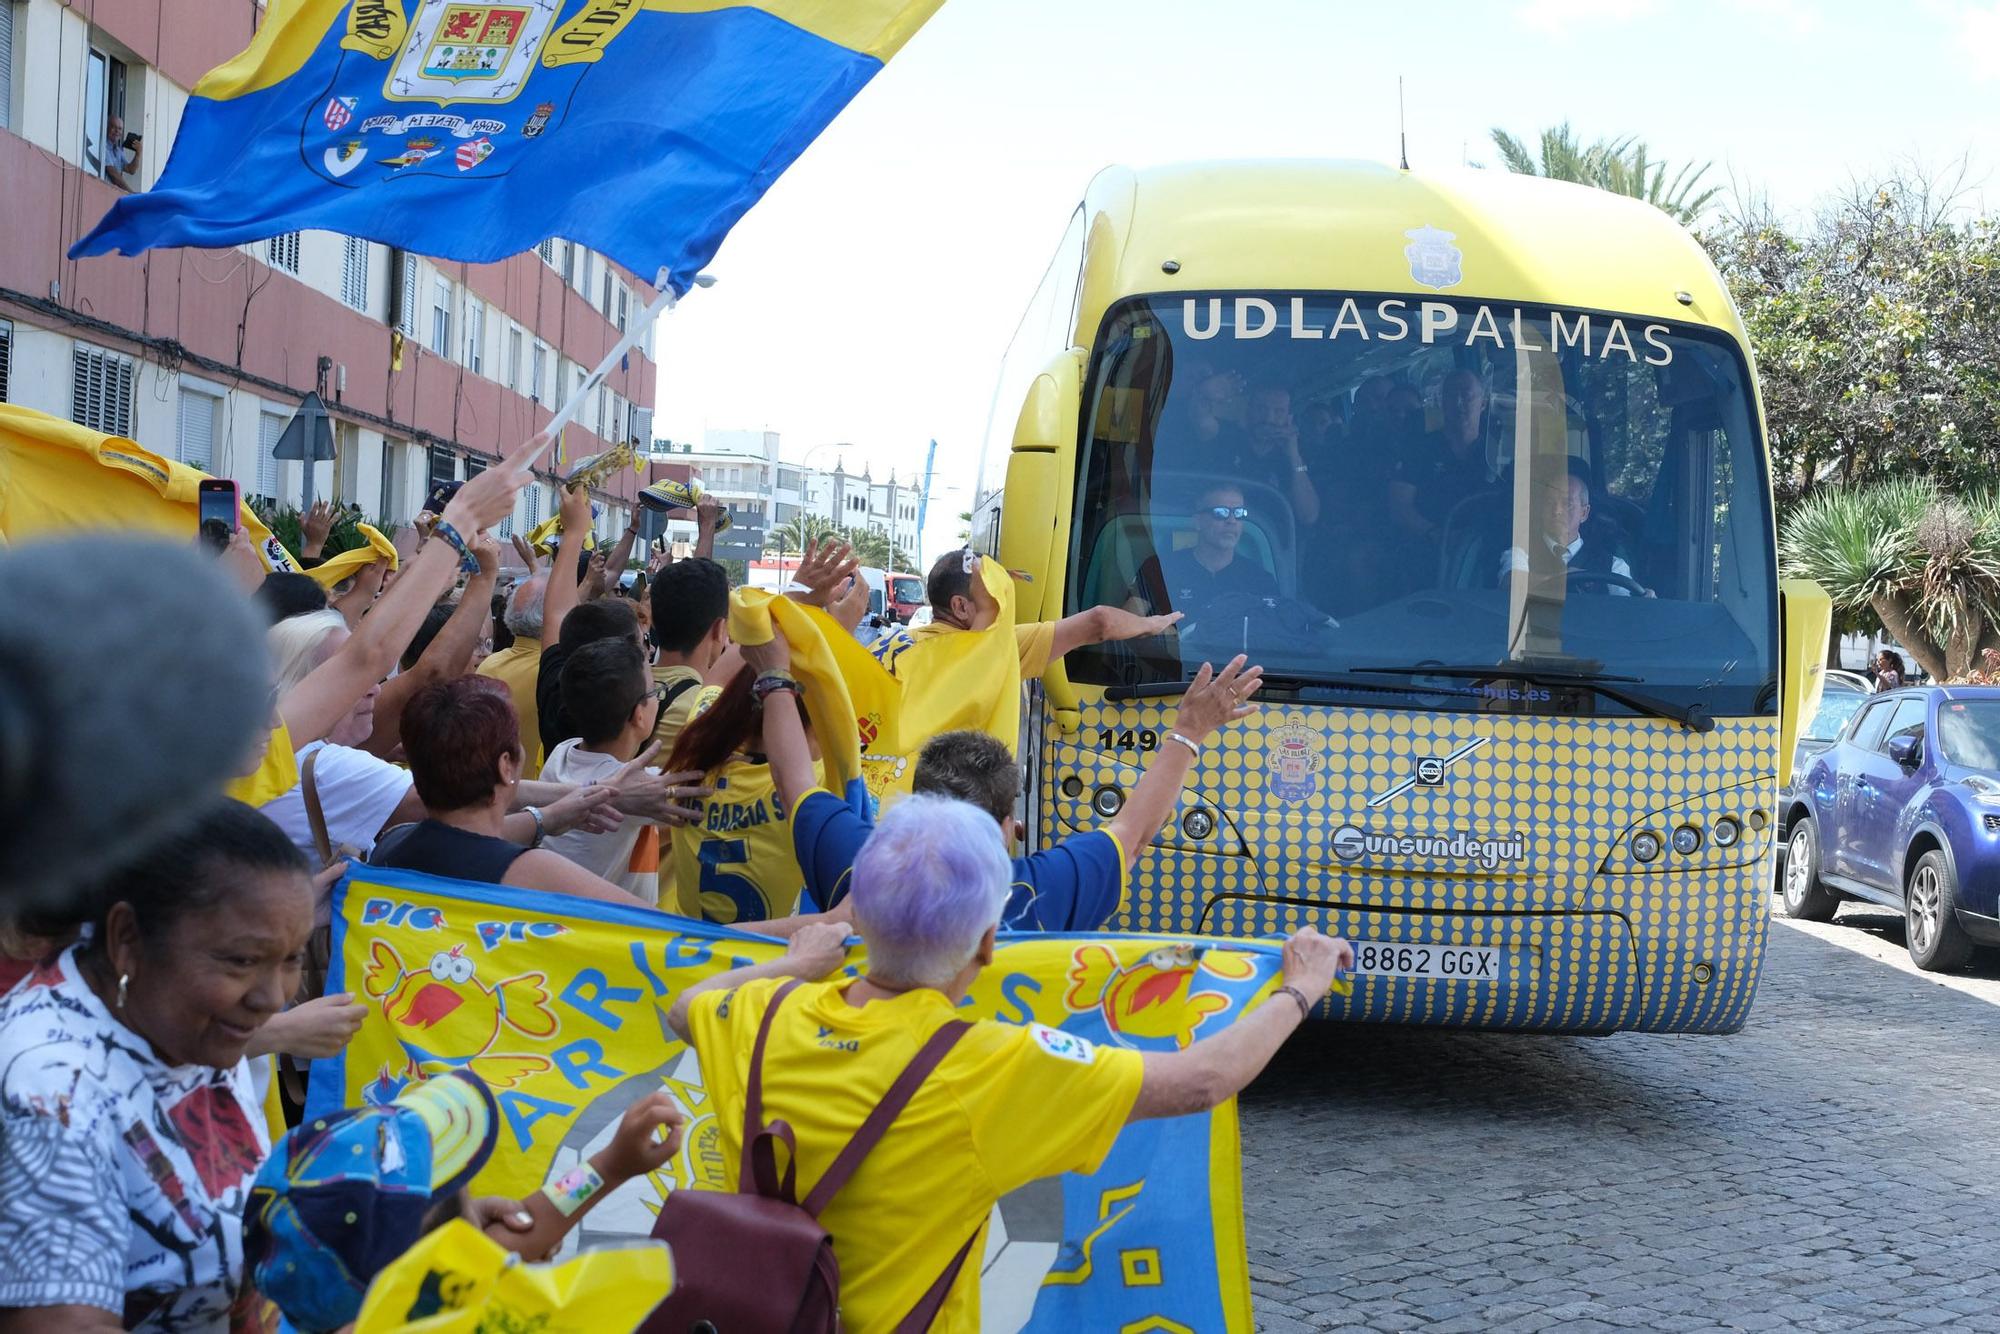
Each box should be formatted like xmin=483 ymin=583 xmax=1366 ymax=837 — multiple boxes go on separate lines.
xmin=1369 ymin=737 xmax=1491 ymax=808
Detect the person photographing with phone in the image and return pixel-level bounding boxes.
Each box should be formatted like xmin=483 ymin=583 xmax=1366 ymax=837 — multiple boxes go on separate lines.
xmin=103 ymin=114 xmax=142 ymax=190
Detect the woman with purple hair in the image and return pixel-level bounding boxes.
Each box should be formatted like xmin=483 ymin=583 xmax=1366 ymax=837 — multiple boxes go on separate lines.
xmin=665 ymin=794 xmax=1352 ymax=1331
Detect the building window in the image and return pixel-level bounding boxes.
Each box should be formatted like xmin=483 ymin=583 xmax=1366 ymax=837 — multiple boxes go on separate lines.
xmin=427 ymin=444 xmax=456 ymax=491
xmin=83 ymin=48 xmax=128 ymax=182
xmin=601 ymin=271 xmax=613 ymax=320
xmin=267 ymin=232 xmax=301 ymax=274
xmin=579 ymin=249 xmax=593 ymax=297
xmin=176 ymin=381 xmax=221 ymax=472
xmin=70 ymin=344 xmax=134 ymax=436
xmin=340 ymin=237 xmax=369 ymax=310
xmin=561 ymin=242 xmax=575 ymax=285
xmin=0 ymin=3 xmax=15 ymax=134
xmin=398 ymin=255 xmax=419 ymax=335
xmin=463 ymin=297 xmax=484 ymax=374
xmin=538 ymin=238 xmax=555 ymax=265
xmin=464 ymin=455 xmax=487 ymax=479
xmin=525 ymin=481 xmax=543 ymax=529
xmin=378 ymin=439 xmax=400 ymax=518
xmin=430 ymin=278 xmax=452 ymax=358
xmin=507 ymin=326 xmax=523 ymax=391
xmin=0 ymin=321 xmax=11 ymax=402
xmin=530 ymin=341 xmax=547 ymax=403
xmin=257 ymin=407 xmax=286 ymax=503
xmin=616 ymin=284 xmax=628 ymax=333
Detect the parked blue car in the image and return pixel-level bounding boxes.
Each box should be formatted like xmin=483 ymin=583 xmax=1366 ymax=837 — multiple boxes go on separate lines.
xmin=1780 ymin=685 xmax=2000 ymax=970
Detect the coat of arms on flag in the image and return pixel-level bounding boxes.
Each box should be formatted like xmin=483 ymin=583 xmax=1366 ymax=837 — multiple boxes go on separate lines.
xmin=389 ymin=1 xmax=556 ymax=106
xmin=455 ymin=137 xmax=494 ymax=171
xmin=322 ymin=96 xmax=357 ymax=132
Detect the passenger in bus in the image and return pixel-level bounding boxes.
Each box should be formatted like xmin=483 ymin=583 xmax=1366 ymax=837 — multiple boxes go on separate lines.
xmin=1387 ymin=369 xmax=1494 ymax=551
xmin=1228 ymin=382 xmax=1320 ymax=526
xmin=1498 ymin=459 xmax=1653 ymax=597
xmin=1124 ymin=482 xmax=1278 ymax=627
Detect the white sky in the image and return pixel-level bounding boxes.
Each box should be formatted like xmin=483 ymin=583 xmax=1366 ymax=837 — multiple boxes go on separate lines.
xmin=651 ymin=0 xmax=1998 ymax=562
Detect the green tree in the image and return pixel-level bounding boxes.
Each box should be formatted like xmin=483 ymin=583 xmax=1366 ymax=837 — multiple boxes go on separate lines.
xmin=957 ymin=509 xmax=973 ymax=543
xmin=765 ymin=512 xmax=842 ymax=558
xmin=1488 ymin=123 xmax=1721 ymax=224
xmin=1780 ymin=478 xmax=2000 ymax=682
xmin=1705 ymin=174 xmax=2000 ymax=507
xmin=844 ymin=525 xmax=916 ymax=573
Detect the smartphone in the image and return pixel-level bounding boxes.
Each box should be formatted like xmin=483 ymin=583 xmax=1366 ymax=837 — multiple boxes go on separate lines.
xmin=124 ymin=133 xmax=141 ymax=150
xmin=197 ymin=479 xmax=240 ymax=552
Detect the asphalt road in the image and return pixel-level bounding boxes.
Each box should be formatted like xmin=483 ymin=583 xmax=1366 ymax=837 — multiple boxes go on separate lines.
xmin=1238 ymin=895 xmax=2000 ymax=1332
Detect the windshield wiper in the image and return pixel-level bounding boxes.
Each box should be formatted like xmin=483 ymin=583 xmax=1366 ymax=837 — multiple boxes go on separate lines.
xmin=1104 ymin=672 xmax=1480 ymax=703
xmin=1350 ymin=664 xmax=1714 ymax=732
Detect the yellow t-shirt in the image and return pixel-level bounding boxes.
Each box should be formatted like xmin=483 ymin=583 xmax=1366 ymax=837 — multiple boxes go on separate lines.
xmin=648 ymin=662 xmax=705 ymax=755
xmin=1014 ymin=620 xmax=1056 ymax=678
xmin=685 ymin=976 xmax=1143 ymax=1333
xmin=476 ymin=639 xmax=544 ymax=770
xmin=668 ymin=757 xmax=805 ymax=925
xmin=225 ymin=719 xmax=298 ymax=808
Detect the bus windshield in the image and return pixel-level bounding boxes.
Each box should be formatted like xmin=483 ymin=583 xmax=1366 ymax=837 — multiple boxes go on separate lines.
xmin=1064 ymin=292 xmax=1778 ymax=719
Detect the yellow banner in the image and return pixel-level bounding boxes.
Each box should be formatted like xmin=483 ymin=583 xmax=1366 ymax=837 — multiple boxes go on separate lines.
xmin=341 ymin=0 xmax=409 ymax=59
xmin=314 ymin=867 xmax=1272 ymax=1329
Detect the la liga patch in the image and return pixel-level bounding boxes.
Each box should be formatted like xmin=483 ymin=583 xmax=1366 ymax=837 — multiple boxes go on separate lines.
xmin=1028 ymin=1022 xmax=1095 ymax=1065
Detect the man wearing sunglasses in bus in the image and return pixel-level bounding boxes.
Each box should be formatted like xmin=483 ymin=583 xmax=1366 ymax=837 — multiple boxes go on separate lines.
xmin=1125 ymin=482 xmax=1280 ymax=631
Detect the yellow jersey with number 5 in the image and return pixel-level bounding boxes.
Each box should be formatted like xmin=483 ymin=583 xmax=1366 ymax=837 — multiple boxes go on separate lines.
xmin=669 ymin=755 xmax=807 ymax=925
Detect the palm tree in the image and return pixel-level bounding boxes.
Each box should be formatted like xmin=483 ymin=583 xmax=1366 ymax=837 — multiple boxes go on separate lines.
xmin=766 ymin=512 xmax=842 ymax=559
xmin=844 ymin=525 xmax=917 ymax=573
xmin=1780 ymin=478 xmax=2000 ymax=681
xmin=1489 ymin=124 xmax=1722 ymax=225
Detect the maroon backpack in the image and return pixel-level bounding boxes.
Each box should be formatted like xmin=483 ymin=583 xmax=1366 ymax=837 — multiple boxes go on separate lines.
xmin=644 ymin=978 xmax=979 ymax=1333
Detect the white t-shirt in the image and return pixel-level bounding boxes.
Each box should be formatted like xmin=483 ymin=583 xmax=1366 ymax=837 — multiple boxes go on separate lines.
xmin=540 ymin=738 xmax=659 ymax=903
xmin=0 ymin=946 xmax=269 ymax=1328
xmin=260 ymin=740 xmax=413 ymax=861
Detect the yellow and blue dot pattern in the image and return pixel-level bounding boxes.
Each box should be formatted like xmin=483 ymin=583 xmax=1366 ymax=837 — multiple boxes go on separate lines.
xmin=1043 ymin=702 xmax=1778 ymax=1034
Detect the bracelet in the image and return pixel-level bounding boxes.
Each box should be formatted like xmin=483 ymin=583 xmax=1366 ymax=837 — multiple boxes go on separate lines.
xmin=1276 ymin=984 xmax=1316 ymax=1021
xmin=752 ymin=671 xmax=801 ymax=703
xmin=1166 ymin=731 xmax=1200 ymax=759
xmin=431 ymin=519 xmax=481 ymax=575
xmin=544 ymin=1163 xmax=606 ymax=1217
xmin=524 ymin=804 xmax=545 ymax=849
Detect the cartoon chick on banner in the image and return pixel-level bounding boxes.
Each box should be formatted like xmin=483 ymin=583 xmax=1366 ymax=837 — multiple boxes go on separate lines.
xmin=312 ymin=865 xmax=1282 ymax=1331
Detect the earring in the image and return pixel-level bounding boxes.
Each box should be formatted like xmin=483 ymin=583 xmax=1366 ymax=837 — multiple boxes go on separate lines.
xmin=116 ymin=974 xmax=130 ymax=1009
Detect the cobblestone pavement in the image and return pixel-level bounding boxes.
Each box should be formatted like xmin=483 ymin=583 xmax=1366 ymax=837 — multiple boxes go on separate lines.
xmin=1239 ymin=898 xmax=2000 ymax=1332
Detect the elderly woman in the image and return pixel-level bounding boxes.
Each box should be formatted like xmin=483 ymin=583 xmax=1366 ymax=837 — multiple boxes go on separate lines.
xmin=665 ymin=795 xmax=1353 ymax=1332
xmin=370 ymin=676 xmax=649 ymax=905
xmin=0 ymin=800 xmax=314 ymax=1331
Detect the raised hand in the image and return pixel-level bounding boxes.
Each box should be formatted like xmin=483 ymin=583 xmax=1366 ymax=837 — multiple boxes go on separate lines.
xmin=782 ymin=921 xmax=851 ymax=981
xmin=1173 ymin=654 xmax=1263 ymax=744
xmin=791 ymin=538 xmax=859 ymax=603
xmin=1280 ymin=926 xmax=1354 ymax=999
xmin=301 ymin=498 xmax=337 ymax=557
xmin=471 ymin=531 xmax=501 ymax=578
xmin=597 ymin=1090 xmax=688 ymax=1183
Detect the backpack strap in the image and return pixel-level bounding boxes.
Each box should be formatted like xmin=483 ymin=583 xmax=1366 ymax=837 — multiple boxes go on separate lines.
xmin=301 ymin=747 xmax=335 ymax=869
xmin=892 ymin=1228 xmax=981 ymax=1334
xmin=739 ymin=977 xmax=806 ymax=1199
xmin=800 ymin=1018 xmax=972 ymax=1216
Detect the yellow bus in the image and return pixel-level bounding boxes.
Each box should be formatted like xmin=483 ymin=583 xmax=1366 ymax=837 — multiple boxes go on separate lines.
xmin=975 ymin=161 xmax=1829 ymax=1034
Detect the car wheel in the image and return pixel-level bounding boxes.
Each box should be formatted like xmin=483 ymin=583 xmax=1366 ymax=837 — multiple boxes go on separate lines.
xmin=1905 ymin=850 xmax=1974 ymax=972
xmin=1780 ymin=817 xmax=1838 ymax=922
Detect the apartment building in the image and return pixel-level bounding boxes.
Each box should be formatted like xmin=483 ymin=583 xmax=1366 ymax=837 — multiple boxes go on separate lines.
xmin=652 ymin=428 xmax=922 ymax=562
xmin=0 ymin=0 xmax=656 ymax=545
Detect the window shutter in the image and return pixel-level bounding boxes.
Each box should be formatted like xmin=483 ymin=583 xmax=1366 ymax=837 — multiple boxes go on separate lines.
xmin=399 ymin=258 xmax=419 ymax=334
xmin=0 ymin=3 xmax=13 ymax=133
xmin=257 ymin=410 xmax=285 ymax=501
xmin=70 ymin=344 xmax=135 ymax=436
xmin=267 ymin=233 xmax=301 ymax=274
xmin=177 ymin=387 xmax=216 ymax=471
xmin=0 ymin=321 xmax=11 ymax=403
xmin=341 ymin=238 xmax=369 ymax=310
xmin=538 ymin=238 xmax=555 ymax=265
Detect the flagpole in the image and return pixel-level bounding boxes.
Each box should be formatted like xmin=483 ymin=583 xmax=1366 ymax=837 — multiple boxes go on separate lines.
xmin=521 ymin=267 xmax=711 ymax=473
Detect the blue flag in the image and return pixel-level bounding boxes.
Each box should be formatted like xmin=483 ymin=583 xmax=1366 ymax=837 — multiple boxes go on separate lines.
xmin=69 ymin=1 xmax=943 ymax=291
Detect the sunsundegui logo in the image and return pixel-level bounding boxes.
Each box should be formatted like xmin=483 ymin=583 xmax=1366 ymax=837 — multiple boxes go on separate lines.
xmin=1330 ymin=825 xmax=1526 ymax=869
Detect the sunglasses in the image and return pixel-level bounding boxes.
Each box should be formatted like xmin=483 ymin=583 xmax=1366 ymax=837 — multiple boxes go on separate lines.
xmin=1202 ymin=506 xmax=1250 ymax=521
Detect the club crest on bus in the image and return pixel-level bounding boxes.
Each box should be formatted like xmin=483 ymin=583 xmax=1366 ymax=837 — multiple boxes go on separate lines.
xmin=1404 ymin=224 xmax=1463 ymax=290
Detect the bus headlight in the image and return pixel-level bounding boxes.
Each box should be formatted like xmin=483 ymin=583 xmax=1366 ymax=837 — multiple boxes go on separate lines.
xmin=1631 ymin=831 xmax=1663 ymax=863
xmin=1092 ymin=787 xmax=1125 ymax=818
xmin=1712 ymin=817 xmax=1742 ymax=849
xmin=1181 ymin=809 xmax=1215 ymax=840
xmin=1671 ymin=825 xmax=1703 ymax=856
